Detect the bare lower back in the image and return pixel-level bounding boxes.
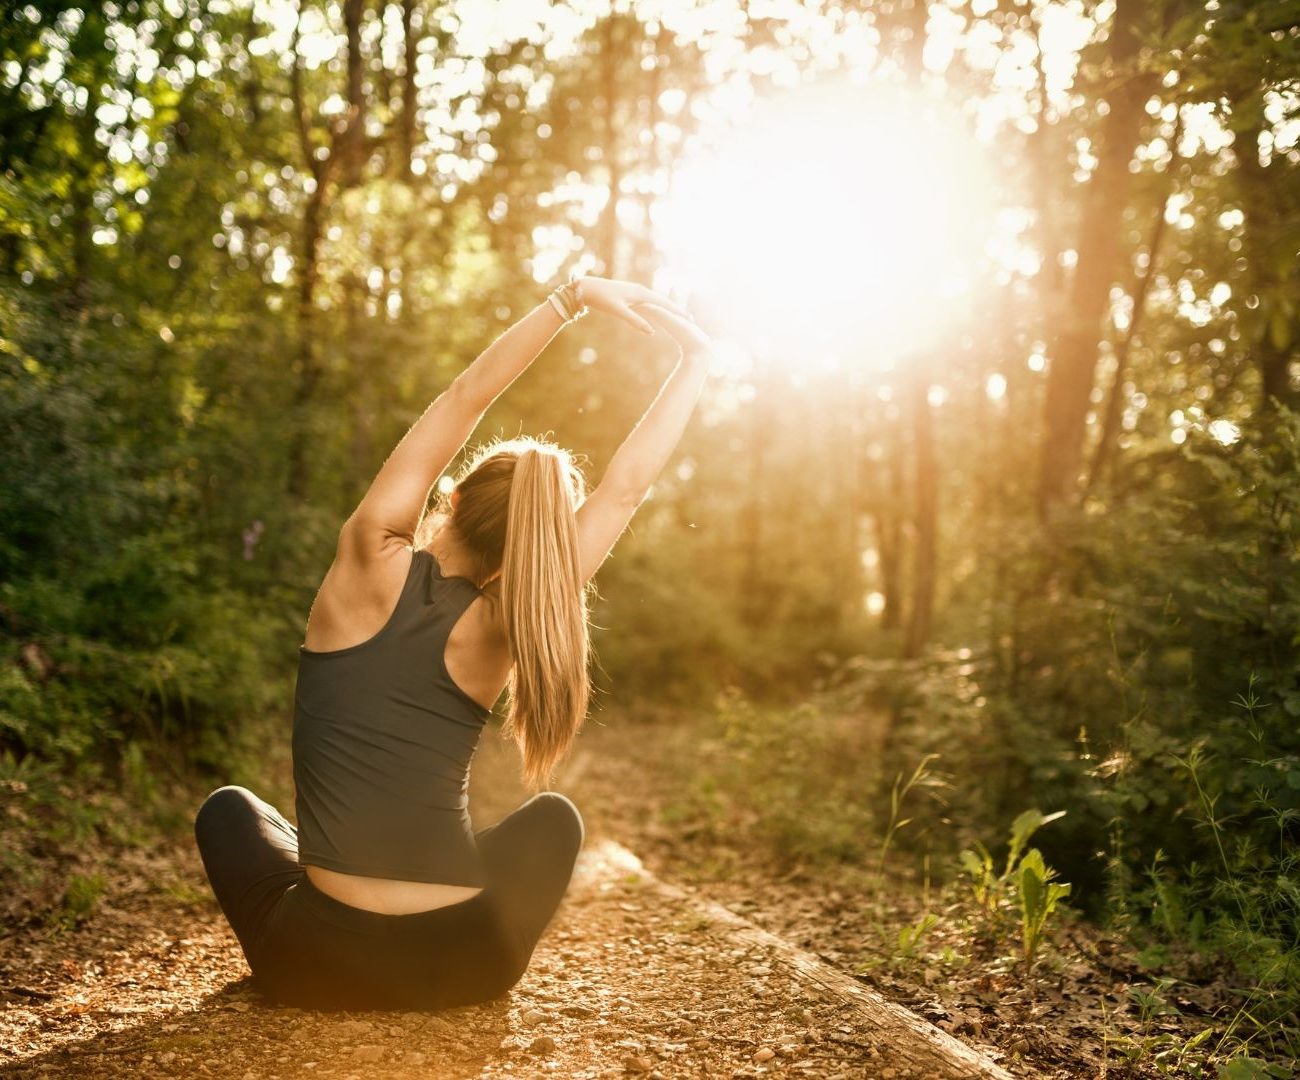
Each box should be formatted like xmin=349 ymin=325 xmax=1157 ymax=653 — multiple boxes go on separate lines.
xmin=304 ymin=863 xmax=484 ymax=914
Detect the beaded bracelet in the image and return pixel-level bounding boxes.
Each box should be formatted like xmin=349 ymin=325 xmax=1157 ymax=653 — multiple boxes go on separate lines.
xmin=547 ymin=279 xmax=587 ymax=324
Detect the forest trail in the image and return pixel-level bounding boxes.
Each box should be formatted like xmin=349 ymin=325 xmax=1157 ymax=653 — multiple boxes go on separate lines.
xmin=0 ymin=728 xmax=1011 ymax=1080
xmin=0 ymin=831 xmax=1007 ymax=1079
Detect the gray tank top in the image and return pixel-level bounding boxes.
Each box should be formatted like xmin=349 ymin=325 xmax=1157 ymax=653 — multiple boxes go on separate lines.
xmin=292 ymin=548 xmax=493 ymax=887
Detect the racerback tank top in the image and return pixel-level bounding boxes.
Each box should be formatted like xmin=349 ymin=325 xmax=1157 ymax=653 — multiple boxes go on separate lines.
xmin=291 ymin=547 xmax=494 ymax=887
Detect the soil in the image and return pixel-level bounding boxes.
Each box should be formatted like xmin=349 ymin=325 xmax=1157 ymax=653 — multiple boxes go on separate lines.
xmin=0 ymin=706 xmax=1274 ymax=1078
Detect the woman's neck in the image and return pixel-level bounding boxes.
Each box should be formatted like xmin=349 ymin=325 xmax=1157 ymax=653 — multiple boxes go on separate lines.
xmin=425 ymin=525 xmax=497 ymax=588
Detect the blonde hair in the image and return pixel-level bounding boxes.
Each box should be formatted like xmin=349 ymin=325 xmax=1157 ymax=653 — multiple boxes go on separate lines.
xmin=416 ymin=435 xmax=591 ymax=791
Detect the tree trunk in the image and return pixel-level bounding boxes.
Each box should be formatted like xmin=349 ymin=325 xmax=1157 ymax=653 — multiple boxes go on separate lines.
xmin=1258 ymin=335 xmax=1298 ymax=414
xmin=896 ymin=0 xmax=937 ymax=656
xmin=634 ymin=28 xmax=664 ymax=280
xmin=876 ymin=408 xmax=907 ymax=632
xmin=1238 ymin=116 xmax=1300 ymax=414
xmin=399 ymin=0 xmax=419 ymax=182
xmin=742 ymin=369 xmax=768 ymax=627
xmin=341 ymin=0 xmax=366 ymax=187
xmin=876 ymin=519 xmax=904 ymax=631
xmin=598 ymin=16 xmax=624 ymax=276
xmin=1026 ymin=1 xmax=1066 ymax=342
xmin=289 ymin=184 xmax=326 ymax=500
xmin=903 ymin=368 xmax=937 ymax=659
xmin=285 ymin=0 xmax=366 ymax=499
xmin=345 ymin=271 xmax=373 ymax=490
xmin=242 ymin=6 xmax=264 ymax=125
xmin=1037 ymin=0 xmax=1149 ymax=518
xmin=1087 ymin=168 xmax=1174 ymax=493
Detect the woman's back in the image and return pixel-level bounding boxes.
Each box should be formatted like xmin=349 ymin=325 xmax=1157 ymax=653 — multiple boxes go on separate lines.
xmin=296 ymin=544 xmax=512 ymax=914
xmin=303 ymin=537 xmax=513 ymax=710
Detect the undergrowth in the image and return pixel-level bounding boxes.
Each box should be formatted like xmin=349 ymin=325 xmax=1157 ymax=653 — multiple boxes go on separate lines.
xmin=675 ymin=680 xmax=1300 ymax=1076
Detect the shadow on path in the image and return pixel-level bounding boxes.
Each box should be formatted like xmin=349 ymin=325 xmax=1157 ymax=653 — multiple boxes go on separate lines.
xmin=5 ymin=976 xmax=515 ymax=1078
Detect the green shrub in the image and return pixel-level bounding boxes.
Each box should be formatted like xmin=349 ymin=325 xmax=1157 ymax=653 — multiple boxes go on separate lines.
xmin=684 ymin=688 xmax=881 ymax=868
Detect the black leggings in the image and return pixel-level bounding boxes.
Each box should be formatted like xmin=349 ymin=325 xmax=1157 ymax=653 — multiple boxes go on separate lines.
xmin=192 ymin=785 xmax=584 ymax=1011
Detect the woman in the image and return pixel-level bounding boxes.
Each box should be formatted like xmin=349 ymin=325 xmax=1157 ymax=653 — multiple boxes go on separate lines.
xmin=193 ymin=275 xmax=713 ymax=1011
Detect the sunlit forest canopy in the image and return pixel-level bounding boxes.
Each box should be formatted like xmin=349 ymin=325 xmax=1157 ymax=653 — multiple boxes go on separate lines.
xmin=3 ymin=0 xmax=1299 ymax=1043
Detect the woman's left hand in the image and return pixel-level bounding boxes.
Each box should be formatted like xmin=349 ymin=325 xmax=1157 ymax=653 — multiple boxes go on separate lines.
xmin=576 ymin=276 xmax=693 ymax=336
xmin=633 ymin=302 xmax=714 ymax=363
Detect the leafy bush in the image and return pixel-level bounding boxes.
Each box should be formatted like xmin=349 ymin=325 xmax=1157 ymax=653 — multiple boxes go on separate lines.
xmin=681 ymin=687 xmax=882 ymax=868
xmin=825 ymin=412 xmax=1300 ymax=1059
xmin=0 ymin=277 xmax=299 ymax=879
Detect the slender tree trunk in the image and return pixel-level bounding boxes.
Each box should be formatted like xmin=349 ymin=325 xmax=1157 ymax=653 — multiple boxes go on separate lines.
xmin=846 ymin=375 xmax=870 ymax=623
xmin=1238 ymin=116 xmax=1300 ymax=414
xmin=634 ymin=28 xmax=664 ymax=280
xmin=289 ymin=185 xmax=326 ymax=500
xmin=876 ymin=516 xmax=904 ymax=631
xmin=848 ymin=379 xmax=869 ymax=616
xmin=1036 ymin=0 xmax=1150 ymax=518
xmin=399 ymin=0 xmax=419 ymax=182
xmin=345 ymin=271 xmax=372 ymax=489
xmin=742 ymin=366 xmax=769 ymax=627
xmin=876 ymin=411 xmax=907 ymax=632
xmin=598 ymin=16 xmax=623 ymax=276
xmin=1026 ymin=0 xmax=1066 ymax=343
xmin=903 ymin=367 xmax=937 ymax=658
xmin=242 ymin=6 xmax=264 ymax=125
xmin=341 ymin=0 xmax=366 ymax=186
xmin=285 ymin=0 xmax=366 ymax=499
xmin=65 ymin=68 xmax=103 ymax=318
xmin=1258 ymin=337 xmax=1299 ymax=413
xmin=1087 ymin=168 xmax=1175 ymax=492
xmin=892 ymin=0 xmax=937 ymax=656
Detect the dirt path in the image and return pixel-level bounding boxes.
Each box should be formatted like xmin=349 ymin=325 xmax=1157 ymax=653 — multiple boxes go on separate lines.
xmin=0 ymin=720 xmax=1011 ymax=1079
xmin=1 ymin=836 xmax=879 ymax=1078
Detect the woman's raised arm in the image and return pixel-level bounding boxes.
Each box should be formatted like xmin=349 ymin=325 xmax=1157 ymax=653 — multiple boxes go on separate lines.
xmin=575 ymin=303 xmax=714 ymax=584
xmin=342 ymin=280 xmax=688 ymax=559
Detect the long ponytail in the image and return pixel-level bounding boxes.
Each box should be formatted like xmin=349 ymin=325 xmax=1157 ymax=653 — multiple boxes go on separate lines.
xmin=498 ymin=446 xmax=591 ymax=791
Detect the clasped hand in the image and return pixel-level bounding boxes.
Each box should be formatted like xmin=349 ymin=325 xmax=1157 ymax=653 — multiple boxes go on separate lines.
xmin=577 ymin=276 xmax=714 ymax=363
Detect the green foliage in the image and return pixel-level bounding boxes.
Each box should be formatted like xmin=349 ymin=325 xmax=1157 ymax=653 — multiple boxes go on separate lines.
xmin=894 ymin=911 xmax=941 ymax=962
xmin=1154 ymin=729 xmax=1300 ymax=1060
xmin=1216 ymin=1056 xmax=1295 ymax=1080
xmin=955 ymin=807 xmax=1073 ymax=965
xmin=1017 ymin=848 xmax=1072 ymax=966
xmin=875 ymin=753 xmax=943 ymax=885
xmin=52 ymin=872 xmax=107 ymax=932
xmin=1103 ymin=974 xmax=1289 ymax=1079
xmin=844 ymin=415 xmax=1300 ymax=1059
xmin=958 ymin=808 xmax=1068 ymax=913
xmin=679 ymin=689 xmax=881 ymax=868
xmin=1107 ymin=976 xmax=1216 ymax=1076
xmin=958 ymin=843 xmax=996 ymax=912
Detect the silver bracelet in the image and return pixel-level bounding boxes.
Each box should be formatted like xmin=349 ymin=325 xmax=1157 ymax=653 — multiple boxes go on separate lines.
xmin=548 ymin=281 xmax=587 ymax=323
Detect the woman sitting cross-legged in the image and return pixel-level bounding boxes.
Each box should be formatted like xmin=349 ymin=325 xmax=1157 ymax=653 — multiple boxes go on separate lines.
xmin=193 ymin=276 xmax=713 ymax=1011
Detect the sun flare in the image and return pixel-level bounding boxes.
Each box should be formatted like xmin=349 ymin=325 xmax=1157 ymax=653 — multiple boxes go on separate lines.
xmin=655 ymin=78 xmax=996 ymax=366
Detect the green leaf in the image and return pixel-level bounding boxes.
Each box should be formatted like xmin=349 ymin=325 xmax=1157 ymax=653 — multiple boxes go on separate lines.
xmin=1217 ymin=1055 xmax=1291 ymax=1080
xmin=1005 ymin=809 xmax=1066 ymax=877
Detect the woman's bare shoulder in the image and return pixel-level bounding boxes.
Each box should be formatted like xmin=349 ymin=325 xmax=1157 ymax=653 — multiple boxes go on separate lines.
xmin=303 ymin=543 xmax=415 ymax=652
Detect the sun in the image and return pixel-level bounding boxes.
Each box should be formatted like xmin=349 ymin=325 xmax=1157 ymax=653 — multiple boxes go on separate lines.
xmin=654 ymin=77 xmax=996 ymax=367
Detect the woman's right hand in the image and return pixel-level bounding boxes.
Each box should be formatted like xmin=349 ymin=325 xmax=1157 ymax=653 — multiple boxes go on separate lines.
xmin=633 ymin=302 xmax=714 ymax=365
xmin=577 ymin=276 xmax=692 ymax=336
